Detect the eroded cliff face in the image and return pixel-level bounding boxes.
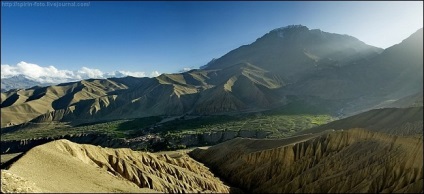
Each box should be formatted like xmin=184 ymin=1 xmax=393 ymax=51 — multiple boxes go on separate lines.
xmin=7 ymin=140 xmax=230 ymax=193
xmin=190 ymin=129 xmax=423 ymax=193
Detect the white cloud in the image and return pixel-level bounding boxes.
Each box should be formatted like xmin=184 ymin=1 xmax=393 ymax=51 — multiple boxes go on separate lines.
xmin=103 ymin=71 xmax=146 ymax=78
xmin=77 ymin=67 xmax=104 ymax=79
xmin=150 ymin=71 xmax=160 ymax=77
xmin=1 ymin=64 xmax=19 ymax=78
xmin=115 ymin=71 xmax=146 ymax=78
xmin=178 ymin=67 xmax=194 ymax=73
xmin=1 ymin=61 xmax=157 ymax=83
xmin=1 ymin=62 xmax=74 ymax=83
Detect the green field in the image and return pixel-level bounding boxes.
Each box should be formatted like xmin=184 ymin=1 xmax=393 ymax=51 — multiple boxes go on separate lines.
xmin=1 ymin=113 xmax=334 ymax=141
xmin=159 ymin=114 xmax=333 ymax=138
xmin=1 ymin=116 xmax=159 ymax=141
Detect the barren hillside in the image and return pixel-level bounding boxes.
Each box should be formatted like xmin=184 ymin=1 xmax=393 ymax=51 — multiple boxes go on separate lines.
xmin=3 ymin=139 xmax=231 ymax=193
xmin=299 ymin=107 xmax=423 ymax=136
xmin=190 ymin=129 xmax=423 ymax=193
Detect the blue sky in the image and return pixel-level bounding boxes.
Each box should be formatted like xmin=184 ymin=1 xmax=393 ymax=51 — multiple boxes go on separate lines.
xmin=1 ymin=1 xmax=423 ymax=80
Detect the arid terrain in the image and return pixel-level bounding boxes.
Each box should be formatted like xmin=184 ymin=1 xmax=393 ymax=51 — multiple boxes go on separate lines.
xmin=191 ymin=129 xmax=423 ymax=193
xmin=1 ymin=24 xmax=423 ymax=193
xmin=2 ymin=110 xmax=422 ymax=193
xmin=1 ymin=139 xmax=232 ymax=193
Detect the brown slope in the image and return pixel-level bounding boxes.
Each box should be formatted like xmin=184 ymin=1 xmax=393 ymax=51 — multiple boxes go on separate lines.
xmin=373 ymin=91 xmax=423 ymax=109
xmin=298 ymin=107 xmax=423 ymax=136
xmin=190 ymin=129 xmax=423 ymax=193
xmin=87 ymin=74 xmax=205 ymax=120
xmin=194 ymin=63 xmax=283 ymax=113
xmin=0 ymin=79 xmax=128 ymax=127
xmin=194 ymin=86 xmax=246 ymax=113
xmin=13 ymin=76 xmax=200 ymax=126
xmin=1 ymin=89 xmax=36 ymax=107
xmin=29 ymin=95 xmax=120 ymax=124
xmin=5 ymin=139 xmax=230 ymax=193
xmin=4 ymin=63 xmax=285 ymax=126
xmin=93 ymin=78 xmax=199 ymax=119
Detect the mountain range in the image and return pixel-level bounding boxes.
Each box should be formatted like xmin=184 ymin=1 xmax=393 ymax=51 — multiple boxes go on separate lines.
xmin=1 ymin=75 xmax=49 ymax=93
xmin=1 ymin=25 xmax=422 ymax=128
xmin=1 ymin=24 xmax=423 ymax=193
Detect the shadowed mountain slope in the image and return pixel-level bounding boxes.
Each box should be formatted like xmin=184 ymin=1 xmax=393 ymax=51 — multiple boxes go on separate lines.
xmin=373 ymin=90 xmax=423 ymax=109
xmin=203 ymin=25 xmax=382 ymax=80
xmin=298 ymin=107 xmax=423 ymax=136
xmin=283 ymin=28 xmax=423 ymax=115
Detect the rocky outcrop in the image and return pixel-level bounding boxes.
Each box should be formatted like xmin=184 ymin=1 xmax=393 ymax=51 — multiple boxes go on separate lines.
xmin=190 ymin=129 xmax=423 ymax=193
xmin=1 ymin=170 xmax=42 ymax=193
